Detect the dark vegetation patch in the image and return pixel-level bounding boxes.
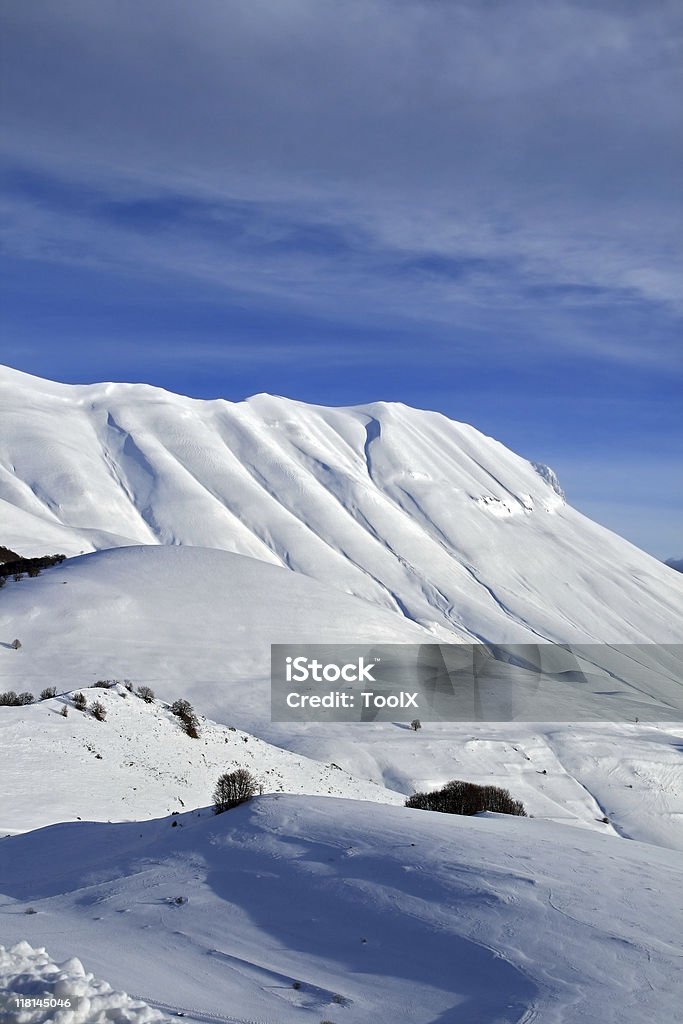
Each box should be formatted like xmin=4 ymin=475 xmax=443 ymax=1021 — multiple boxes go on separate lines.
xmin=406 ymin=779 xmax=526 ymax=817
xmin=0 ymin=553 xmax=66 ymax=583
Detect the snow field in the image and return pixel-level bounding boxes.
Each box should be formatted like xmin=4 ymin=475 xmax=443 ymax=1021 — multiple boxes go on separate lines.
xmin=1 ymin=797 xmax=682 ymax=1024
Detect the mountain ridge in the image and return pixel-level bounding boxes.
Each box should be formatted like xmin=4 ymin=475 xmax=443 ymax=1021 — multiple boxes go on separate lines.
xmin=1 ymin=364 xmax=681 ymax=644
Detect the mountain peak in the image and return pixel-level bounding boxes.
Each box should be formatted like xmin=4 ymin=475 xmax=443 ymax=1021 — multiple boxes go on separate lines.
xmin=1 ymin=365 xmax=680 ymax=643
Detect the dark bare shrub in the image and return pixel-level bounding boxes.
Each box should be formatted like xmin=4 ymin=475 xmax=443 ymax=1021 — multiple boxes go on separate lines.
xmin=406 ymin=779 xmax=526 ymax=817
xmin=137 ymin=685 xmax=155 ymax=704
xmin=170 ymin=698 xmax=193 ymax=718
xmin=11 ymin=638 xmax=21 ymax=650
xmin=40 ymin=686 xmax=57 ymax=700
xmin=60 ymin=705 xmax=69 ymax=717
xmin=170 ymin=698 xmax=200 ymax=738
xmin=403 ymin=790 xmax=431 ymax=810
xmin=91 ymin=700 xmax=107 ymax=721
xmin=72 ymin=692 xmax=87 ymax=711
xmin=0 ymin=553 xmax=65 ymax=581
xmin=0 ymin=690 xmax=36 ymax=705
xmin=213 ymin=768 xmax=257 ymax=813
xmin=410 ymin=719 xmax=421 ymax=731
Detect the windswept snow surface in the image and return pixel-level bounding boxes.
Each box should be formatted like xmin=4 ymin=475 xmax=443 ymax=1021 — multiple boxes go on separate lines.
xmin=1 ymin=797 xmax=682 ymax=1024
xmin=0 ymin=942 xmax=164 ymax=1024
xmin=1 ymin=364 xmax=681 ymax=644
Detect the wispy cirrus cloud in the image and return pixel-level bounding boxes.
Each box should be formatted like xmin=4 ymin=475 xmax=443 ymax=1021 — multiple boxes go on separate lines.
xmin=2 ymin=1 xmax=683 ymax=352
xmin=2 ymin=172 xmax=681 ymax=372
xmin=1 ymin=1 xmax=682 ymax=556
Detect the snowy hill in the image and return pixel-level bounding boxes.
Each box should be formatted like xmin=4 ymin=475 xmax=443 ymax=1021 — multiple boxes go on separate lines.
xmin=0 ymin=680 xmax=403 ymax=837
xmin=1 ymin=364 xmax=681 ymax=645
xmin=0 ymin=544 xmax=432 ymax=721
xmin=1 ymin=795 xmax=682 ymax=1024
xmin=2 ymin=545 xmax=682 ymax=851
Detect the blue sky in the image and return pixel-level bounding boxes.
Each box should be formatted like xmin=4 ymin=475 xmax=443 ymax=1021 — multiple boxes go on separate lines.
xmin=1 ymin=0 xmax=681 ymax=558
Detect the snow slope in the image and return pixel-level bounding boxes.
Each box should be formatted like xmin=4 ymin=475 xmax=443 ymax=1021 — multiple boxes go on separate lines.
xmin=1 ymin=796 xmax=682 ymax=1024
xmin=0 ymin=681 xmax=403 ymax=837
xmin=2 ymin=545 xmax=682 ymax=849
xmin=1 ymin=364 xmax=681 ymax=645
xmin=4 ymin=667 xmax=665 ymax=848
xmin=0 ymin=544 xmax=433 ymax=722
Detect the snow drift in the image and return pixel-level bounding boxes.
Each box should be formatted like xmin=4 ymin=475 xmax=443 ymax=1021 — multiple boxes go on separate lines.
xmin=0 ymin=942 xmax=163 ymax=1023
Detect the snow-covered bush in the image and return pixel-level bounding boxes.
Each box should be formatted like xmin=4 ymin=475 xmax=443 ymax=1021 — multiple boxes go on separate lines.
xmin=0 ymin=941 xmax=163 ymax=1022
xmin=40 ymin=687 xmax=57 ymax=700
xmin=72 ymin=693 xmax=87 ymax=711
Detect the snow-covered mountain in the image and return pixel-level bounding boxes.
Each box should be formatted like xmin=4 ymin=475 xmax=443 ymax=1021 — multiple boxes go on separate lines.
xmin=2 ymin=364 xmax=683 ymax=1023
xmin=1 ymin=364 xmax=681 ymax=645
